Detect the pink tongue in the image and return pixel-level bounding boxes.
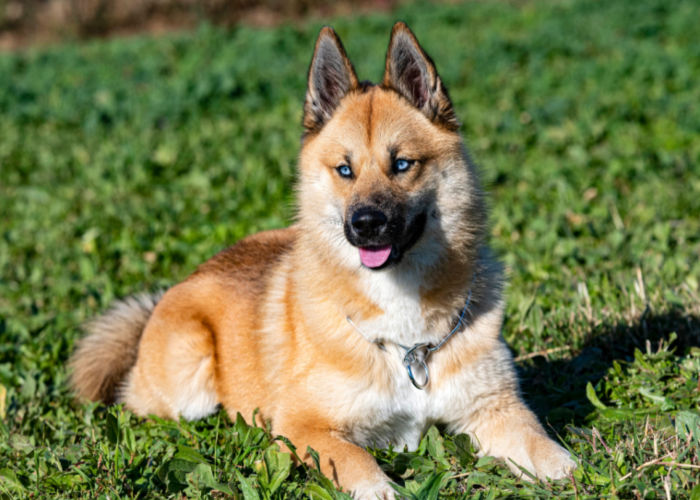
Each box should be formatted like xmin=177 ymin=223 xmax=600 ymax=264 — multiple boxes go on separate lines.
xmin=359 ymin=245 xmax=392 ymax=268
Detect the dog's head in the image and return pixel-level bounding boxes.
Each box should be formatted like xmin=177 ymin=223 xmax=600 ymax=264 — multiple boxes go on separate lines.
xmin=297 ymin=23 xmax=485 ymax=273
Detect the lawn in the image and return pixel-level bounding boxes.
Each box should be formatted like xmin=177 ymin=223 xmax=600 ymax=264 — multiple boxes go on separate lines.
xmin=1 ymin=0 xmax=699 ymax=498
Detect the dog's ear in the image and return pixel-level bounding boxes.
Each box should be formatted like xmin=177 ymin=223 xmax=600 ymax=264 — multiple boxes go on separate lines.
xmin=383 ymin=22 xmax=459 ymax=130
xmin=303 ymin=27 xmax=359 ymax=134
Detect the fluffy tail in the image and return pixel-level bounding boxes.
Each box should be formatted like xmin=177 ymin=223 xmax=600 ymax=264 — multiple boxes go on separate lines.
xmin=69 ymin=292 xmax=163 ymax=404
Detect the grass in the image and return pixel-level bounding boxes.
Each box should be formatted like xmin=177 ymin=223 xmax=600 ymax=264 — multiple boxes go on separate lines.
xmin=1 ymin=0 xmax=699 ymax=497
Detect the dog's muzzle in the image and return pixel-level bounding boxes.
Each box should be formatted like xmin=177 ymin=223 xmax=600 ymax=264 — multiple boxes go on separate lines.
xmin=344 ymin=203 xmax=426 ymax=269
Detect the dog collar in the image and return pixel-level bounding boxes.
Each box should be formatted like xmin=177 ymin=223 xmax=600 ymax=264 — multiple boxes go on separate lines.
xmin=346 ymin=280 xmax=474 ymax=390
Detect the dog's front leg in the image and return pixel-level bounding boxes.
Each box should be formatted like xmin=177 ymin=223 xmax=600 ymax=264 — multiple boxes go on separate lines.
xmin=446 ymin=345 xmax=576 ymax=480
xmin=276 ymin=418 xmax=395 ymax=500
xmin=458 ymin=397 xmax=576 ymax=480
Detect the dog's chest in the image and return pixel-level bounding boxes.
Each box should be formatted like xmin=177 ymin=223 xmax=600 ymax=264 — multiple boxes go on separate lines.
xmin=339 ymin=272 xmax=452 ymax=450
xmin=342 ymin=351 xmax=435 ymax=451
xmin=358 ymin=269 xmax=434 ymax=346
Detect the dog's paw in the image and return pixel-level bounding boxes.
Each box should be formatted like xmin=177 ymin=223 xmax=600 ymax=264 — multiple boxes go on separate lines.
xmin=502 ymin=433 xmax=576 ymax=481
xmin=530 ymin=441 xmax=577 ymax=480
xmin=351 ymin=479 xmax=396 ymax=500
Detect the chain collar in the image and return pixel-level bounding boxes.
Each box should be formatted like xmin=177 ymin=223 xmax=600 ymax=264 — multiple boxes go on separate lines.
xmin=346 ymin=281 xmax=475 ymax=390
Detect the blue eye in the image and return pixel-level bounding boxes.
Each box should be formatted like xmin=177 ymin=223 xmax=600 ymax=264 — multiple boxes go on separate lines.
xmin=393 ymin=158 xmax=414 ymax=173
xmin=336 ymin=165 xmax=353 ymax=178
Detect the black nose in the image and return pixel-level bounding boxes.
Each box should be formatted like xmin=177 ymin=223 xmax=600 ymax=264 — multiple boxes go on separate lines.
xmin=351 ymin=207 xmax=388 ymax=239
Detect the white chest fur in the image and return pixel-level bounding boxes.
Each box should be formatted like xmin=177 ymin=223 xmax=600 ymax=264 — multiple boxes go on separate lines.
xmin=321 ymin=343 xmax=432 ymax=450
xmin=357 ymin=267 xmax=442 ymax=347
xmin=333 ymin=269 xmax=460 ymax=450
xmin=347 ymin=363 xmax=430 ymax=449
xmin=329 ymin=340 xmax=480 ymax=451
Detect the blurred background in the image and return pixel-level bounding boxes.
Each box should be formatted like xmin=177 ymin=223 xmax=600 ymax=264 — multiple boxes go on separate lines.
xmin=0 ymin=0 xmax=395 ymax=49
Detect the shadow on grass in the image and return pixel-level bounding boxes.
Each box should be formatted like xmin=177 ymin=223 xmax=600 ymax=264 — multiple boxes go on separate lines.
xmin=517 ymin=308 xmax=700 ymax=430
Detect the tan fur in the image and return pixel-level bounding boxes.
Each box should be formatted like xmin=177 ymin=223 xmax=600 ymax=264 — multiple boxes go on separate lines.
xmin=70 ymin=292 xmax=162 ymax=403
xmin=69 ymin=23 xmax=575 ymax=499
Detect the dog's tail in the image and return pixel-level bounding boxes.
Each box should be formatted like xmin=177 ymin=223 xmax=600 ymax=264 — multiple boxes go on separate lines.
xmin=69 ymin=292 xmax=163 ymax=404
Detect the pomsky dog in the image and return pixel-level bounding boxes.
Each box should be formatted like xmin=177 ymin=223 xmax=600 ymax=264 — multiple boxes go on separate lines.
xmin=70 ymin=22 xmax=576 ymax=499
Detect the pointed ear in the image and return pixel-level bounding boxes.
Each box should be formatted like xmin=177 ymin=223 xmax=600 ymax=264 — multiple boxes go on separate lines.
xmin=382 ymin=22 xmax=459 ymax=130
xmin=303 ymin=27 xmax=359 ymax=134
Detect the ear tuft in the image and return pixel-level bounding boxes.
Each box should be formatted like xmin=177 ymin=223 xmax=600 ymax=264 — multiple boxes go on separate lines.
xmin=383 ymin=22 xmax=459 ymax=131
xmin=303 ymin=27 xmax=359 ymax=134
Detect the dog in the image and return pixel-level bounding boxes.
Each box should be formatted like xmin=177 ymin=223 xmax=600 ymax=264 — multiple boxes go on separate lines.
xmin=69 ymin=22 xmax=576 ymax=499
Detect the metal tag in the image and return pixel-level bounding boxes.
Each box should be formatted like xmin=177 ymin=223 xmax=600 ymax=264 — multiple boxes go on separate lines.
xmin=402 ymin=343 xmax=431 ymax=389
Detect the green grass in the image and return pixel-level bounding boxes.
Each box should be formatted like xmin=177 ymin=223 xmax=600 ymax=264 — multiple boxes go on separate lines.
xmin=1 ymin=0 xmax=699 ymax=497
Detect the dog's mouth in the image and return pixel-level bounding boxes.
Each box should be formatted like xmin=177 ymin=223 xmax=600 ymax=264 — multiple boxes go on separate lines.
xmin=350 ymin=211 xmax=427 ymax=270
